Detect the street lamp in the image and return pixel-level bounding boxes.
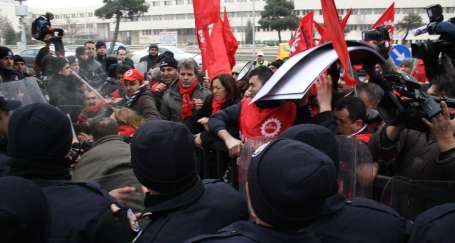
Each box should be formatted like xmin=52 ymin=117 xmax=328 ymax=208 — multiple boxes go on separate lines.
xmin=15 ymin=0 xmax=28 ymax=50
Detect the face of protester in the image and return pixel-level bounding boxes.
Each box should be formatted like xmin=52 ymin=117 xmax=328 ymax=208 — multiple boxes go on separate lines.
xmin=118 ymin=49 xmax=127 ymax=62
xmin=212 ymin=78 xmax=227 ymax=101
xmin=357 ymin=90 xmax=377 ymax=110
xmin=125 ymin=79 xmax=141 ymax=96
xmin=268 ymin=65 xmax=278 ymax=73
xmin=149 ymin=47 xmax=159 ymax=56
xmin=84 ymin=91 xmax=98 ymax=109
xmin=70 ymin=62 xmax=80 ymax=72
xmin=58 ymin=63 xmax=72 ymax=77
xmin=160 ymin=66 xmax=178 ymax=85
xmin=0 ymin=56 xmax=13 ymax=70
xmin=79 ymin=50 xmax=89 ymax=61
xmin=85 ymin=43 xmax=96 ymax=58
xmin=14 ymin=61 xmax=27 ymax=72
xmin=245 ymin=75 xmax=263 ymax=98
xmin=232 ymin=72 xmax=239 ymax=81
xmin=335 ymin=108 xmax=363 ymax=135
xmin=178 ymin=67 xmax=196 ymax=88
xmin=399 ymin=65 xmax=412 ymax=75
xmin=97 ymin=47 xmax=107 ymax=56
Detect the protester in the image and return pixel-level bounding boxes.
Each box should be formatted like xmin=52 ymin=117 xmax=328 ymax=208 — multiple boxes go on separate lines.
xmin=78 ymin=90 xmax=107 ymax=124
xmin=0 ymin=46 xmax=23 ymax=82
xmin=117 ymin=46 xmax=134 ymax=68
xmin=151 ymin=52 xmax=179 ymax=107
xmin=130 ymin=120 xmax=248 ymax=242
xmin=120 ymin=68 xmax=161 ymax=120
xmin=67 ymin=56 xmax=80 ymax=73
xmin=399 ymin=58 xmax=413 ymax=75
xmin=208 ymin=67 xmax=297 ymax=157
xmin=110 ymin=64 xmax=131 ymax=100
xmin=13 ymin=54 xmax=33 ymax=77
xmin=7 ymin=103 xmax=112 ymax=243
xmin=268 ymin=59 xmax=284 ymax=73
xmin=95 ymin=40 xmax=108 ymax=70
xmin=356 ymin=82 xmax=384 ymax=132
xmin=160 ymin=58 xmax=210 ymax=122
xmin=231 ymin=65 xmax=241 ymax=81
xmin=0 ymin=176 xmax=51 ymax=243
xmin=111 ymin=107 xmax=144 ymax=139
xmin=334 ymin=96 xmax=371 ymax=142
xmin=72 ymin=117 xmax=144 ymax=211
xmin=140 ymin=44 xmax=160 ymax=71
xmin=0 ymin=97 xmax=21 ymax=176
xmin=79 ymin=41 xmax=107 ymax=88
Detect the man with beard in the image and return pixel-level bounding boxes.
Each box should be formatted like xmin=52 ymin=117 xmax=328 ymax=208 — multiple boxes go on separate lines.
xmin=150 ymin=52 xmax=179 ymax=108
xmin=78 ymin=41 xmax=107 ymax=88
xmin=78 ymin=90 xmax=108 ymax=124
xmin=0 ymin=46 xmax=24 ymax=82
xmin=140 ymin=44 xmax=160 ymax=71
xmin=95 ymin=41 xmax=108 ymax=71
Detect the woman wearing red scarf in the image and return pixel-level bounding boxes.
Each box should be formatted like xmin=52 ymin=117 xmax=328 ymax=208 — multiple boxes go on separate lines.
xmin=160 ymin=59 xmax=210 ymax=122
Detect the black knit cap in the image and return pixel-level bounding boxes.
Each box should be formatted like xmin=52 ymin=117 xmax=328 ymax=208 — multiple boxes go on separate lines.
xmin=7 ymin=103 xmax=72 ymax=173
xmin=96 ymin=41 xmax=107 ymax=49
xmin=0 ymin=176 xmax=51 ymax=243
xmin=0 ymin=46 xmax=13 ymax=59
xmin=248 ymin=138 xmax=337 ymax=230
xmin=130 ymin=120 xmax=197 ymax=194
xmin=159 ymin=51 xmax=178 ymax=69
xmin=278 ymin=124 xmax=340 ymax=172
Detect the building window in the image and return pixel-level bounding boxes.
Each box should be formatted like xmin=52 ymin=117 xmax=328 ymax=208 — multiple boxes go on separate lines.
xmin=176 ymin=0 xmax=184 ymax=5
xmin=152 ymin=1 xmax=160 ymax=6
xmin=164 ymin=0 xmax=172 ymax=6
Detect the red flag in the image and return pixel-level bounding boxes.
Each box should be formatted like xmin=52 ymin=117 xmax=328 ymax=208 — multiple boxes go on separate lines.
xmin=341 ymin=9 xmax=352 ymax=29
xmin=321 ymin=0 xmax=356 ymax=85
xmin=289 ymin=11 xmax=315 ymax=57
xmin=206 ymin=18 xmax=231 ymax=80
xmin=193 ymin=0 xmax=220 ymax=29
xmin=223 ymin=8 xmax=238 ymax=70
xmin=313 ymin=21 xmax=329 ymax=45
xmin=193 ymin=0 xmax=221 ymax=71
xmin=372 ymin=2 xmax=395 ymax=33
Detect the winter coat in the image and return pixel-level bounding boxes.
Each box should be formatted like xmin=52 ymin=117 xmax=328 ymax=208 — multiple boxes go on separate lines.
xmin=139 ymin=54 xmax=160 ymax=71
xmin=120 ymin=86 xmax=161 ymax=120
xmin=72 ymin=135 xmax=144 ymax=211
xmin=160 ymin=80 xmax=210 ymax=122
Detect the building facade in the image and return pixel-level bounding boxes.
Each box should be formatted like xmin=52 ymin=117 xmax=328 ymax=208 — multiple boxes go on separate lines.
xmin=27 ymin=0 xmax=455 ymax=46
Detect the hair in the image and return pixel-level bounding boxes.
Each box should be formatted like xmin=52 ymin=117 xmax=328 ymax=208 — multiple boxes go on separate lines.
xmin=248 ymin=66 xmax=273 ymax=85
xmin=84 ymin=40 xmax=95 ymax=46
xmin=431 ymin=55 xmax=455 ymax=98
xmin=334 ymin=96 xmax=367 ymax=123
xmin=89 ymin=117 xmax=118 ymax=141
xmin=115 ymin=64 xmax=131 ymax=77
xmin=177 ymin=58 xmax=199 ymax=76
xmin=213 ymin=74 xmax=241 ymax=102
xmin=356 ymin=82 xmax=384 ymax=106
xmin=116 ymin=46 xmax=127 ymax=54
xmin=67 ymin=56 xmax=78 ymax=64
xmin=114 ymin=108 xmax=144 ymax=129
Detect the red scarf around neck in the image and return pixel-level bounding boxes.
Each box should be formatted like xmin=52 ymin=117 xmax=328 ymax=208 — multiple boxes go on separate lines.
xmin=178 ymin=80 xmax=199 ymax=120
xmin=211 ymin=97 xmax=226 ymax=114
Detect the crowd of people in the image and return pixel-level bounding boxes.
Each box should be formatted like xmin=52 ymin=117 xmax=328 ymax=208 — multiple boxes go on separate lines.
xmin=0 ymin=31 xmax=454 ymax=243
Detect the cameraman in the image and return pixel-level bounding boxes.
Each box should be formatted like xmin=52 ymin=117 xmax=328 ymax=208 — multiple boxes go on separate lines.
xmin=363 ymin=26 xmax=399 ymax=74
xmin=369 ymin=65 xmax=455 ymax=180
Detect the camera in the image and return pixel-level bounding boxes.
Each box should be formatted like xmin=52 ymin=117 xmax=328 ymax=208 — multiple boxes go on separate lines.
xmin=411 ymin=4 xmax=455 ymax=80
xmin=362 ymin=26 xmax=391 ymax=43
xmin=31 ymin=12 xmax=65 ymax=56
xmin=375 ymin=72 xmax=455 ymax=132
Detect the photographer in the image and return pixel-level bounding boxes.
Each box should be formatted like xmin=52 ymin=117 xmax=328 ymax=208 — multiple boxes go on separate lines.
xmin=369 ymin=62 xmax=455 ymax=180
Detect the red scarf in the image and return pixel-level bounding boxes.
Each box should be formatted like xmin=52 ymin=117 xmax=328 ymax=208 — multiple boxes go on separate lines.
xmin=85 ymin=100 xmax=104 ymax=113
xmin=118 ymin=125 xmax=136 ymax=137
xmin=178 ymin=80 xmax=199 ymax=120
xmin=239 ymin=98 xmax=297 ymax=141
xmin=211 ymin=97 xmax=226 ymax=114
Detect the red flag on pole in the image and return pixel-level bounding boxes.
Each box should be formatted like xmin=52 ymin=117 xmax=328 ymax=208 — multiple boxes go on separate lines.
xmin=206 ymin=18 xmax=232 ymax=80
xmin=223 ymin=8 xmax=238 ymax=70
xmin=313 ymin=21 xmax=328 ymax=45
xmin=289 ymin=11 xmax=315 ymax=57
xmin=193 ymin=0 xmax=221 ymax=71
xmin=372 ymin=2 xmax=395 ymax=33
xmin=341 ymin=9 xmax=352 ymax=29
xmin=321 ymin=0 xmax=356 ymax=85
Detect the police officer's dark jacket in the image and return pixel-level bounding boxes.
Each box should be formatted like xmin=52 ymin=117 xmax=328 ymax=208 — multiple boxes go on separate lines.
xmin=185 ymin=220 xmax=322 ymax=243
xmin=132 ymin=179 xmax=249 ymax=243
xmin=305 ymin=194 xmax=405 ymax=243
xmin=409 ymin=203 xmax=455 ymax=243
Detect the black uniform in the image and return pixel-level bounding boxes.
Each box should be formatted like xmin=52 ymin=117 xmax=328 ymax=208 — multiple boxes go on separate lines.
xmin=186 ymin=220 xmax=322 ymax=243
xmin=0 ymin=67 xmax=24 ymax=82
xmin=305 ymin=194 xmax=405 ymax=243
xmin=133 ymin=179 xmax=248 ymax=243
xmin=409 ymin=203 xmax=455 ymax=243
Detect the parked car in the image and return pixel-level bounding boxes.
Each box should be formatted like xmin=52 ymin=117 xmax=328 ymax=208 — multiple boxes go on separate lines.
xmin=132 ymin=45 xmax=202 ymax=66
xmin=19 ymin=48 xmax=75 ymax=68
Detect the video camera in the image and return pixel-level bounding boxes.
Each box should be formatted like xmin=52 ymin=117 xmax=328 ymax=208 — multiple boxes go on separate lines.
xmin=31 ymin=12 xmax=65 ymax=56
xmin=362 ymin=26 xmax=392 ymax=59
xmin=376 ymin=72 xmax=455 ymax=132
xmin=412 ymin=4 xmax=455 ymax=80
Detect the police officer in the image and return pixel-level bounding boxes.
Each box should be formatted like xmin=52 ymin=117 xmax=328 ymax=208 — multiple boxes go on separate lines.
xmin=0 ymin=46 xmax=24 ymax=82
xmin=409 ymin=203 xmax=455 ymax=243
xmin=187 ymin=138 xmax=334 ymax=242
xmin=279 ymin=124 xmax=405 ymax=243
xmin=7 ymin=103 xmax=112 ymax=243
xmin=0 ymin=96 xmax=21 ymax=176
xmin=130 ymin=120 xmax=248 ymax=242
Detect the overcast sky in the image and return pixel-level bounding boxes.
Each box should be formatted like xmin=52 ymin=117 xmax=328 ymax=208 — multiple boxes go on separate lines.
xmin=26 ymin=0 xmax=104 ymax=8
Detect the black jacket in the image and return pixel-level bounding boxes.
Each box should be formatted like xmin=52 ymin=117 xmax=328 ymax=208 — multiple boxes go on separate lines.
xmin=186 ymin=220 xmax=322 ymax=243
xmin=139 ymin=54 xmax=160 ymax=71
xmin=0 ymin=67 xmax=24 ymax=82
xmin=409 ymin=203 xmax=455 ymax=243
xmin=27 ymin=179 xmax=112 ymax=243
xmin=46 ymin=74 xmax=84 ymax=120
xmin=133 ymin=179 xmax=248 ymax=243
xmin=305 ymin=194 xmax=405 ymax=243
